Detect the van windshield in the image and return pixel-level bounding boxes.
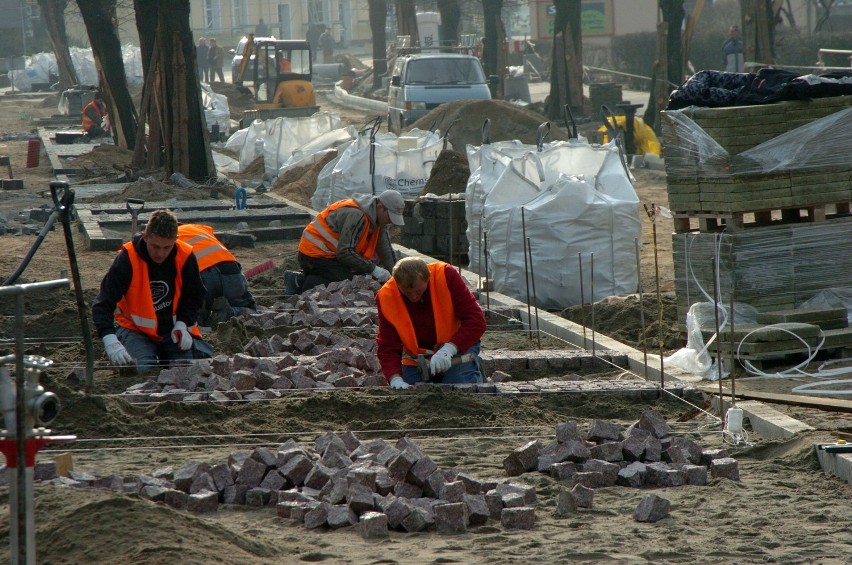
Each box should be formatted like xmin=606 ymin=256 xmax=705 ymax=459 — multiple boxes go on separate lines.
xmin=405 ymin=58 xmax=486 ymax=85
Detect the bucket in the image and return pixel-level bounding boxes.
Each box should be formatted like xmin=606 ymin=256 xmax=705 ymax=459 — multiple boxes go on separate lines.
xmin=26 ymin=138 xmax=40 ymax=168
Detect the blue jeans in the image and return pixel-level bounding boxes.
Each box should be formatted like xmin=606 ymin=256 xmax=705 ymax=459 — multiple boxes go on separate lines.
xmin=200 ymin=263 xmax=256 ymax=323
xmin=116 ymin=326 xmax=193 ymax=375
xmin=401 ymin=343 xmax=483 ymax=386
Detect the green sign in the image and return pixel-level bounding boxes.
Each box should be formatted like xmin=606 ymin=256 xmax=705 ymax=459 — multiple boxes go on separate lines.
xmin=581 ymin=3 xmax=608 ymax=34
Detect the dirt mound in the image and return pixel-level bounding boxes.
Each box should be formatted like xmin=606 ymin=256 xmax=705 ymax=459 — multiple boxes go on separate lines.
xmin=66 ymin=145 xmax=134 ymax=179
xmin=409 ymin=99 xmax=570 ymax=150
xmin=272 ymin=150 xmax=338 ymax=207
xmin=87 ymin=176 xmax=229 ymax=203
xmin=208 ymin=82 xmax=256 ymax=120
xmin=423 ymin=149 xmax=470 ymax=196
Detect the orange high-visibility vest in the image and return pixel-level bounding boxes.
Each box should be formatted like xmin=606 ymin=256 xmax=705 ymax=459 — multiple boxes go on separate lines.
xmin=81 ymin=99 xmax=105 ymax=132
xmin=177 ymin=224 xmax=236 ymax=272
xmin=115 ymin=239 xmax=202 ymax=341
xmin=298 ymin=199 xmax=381 ymax=261
xmin=376 ymin=262 xmax=460 ymax=366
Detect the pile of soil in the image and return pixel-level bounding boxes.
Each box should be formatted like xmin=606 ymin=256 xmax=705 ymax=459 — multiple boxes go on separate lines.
xmin=65 ymin=145 xmax=135 ymax=180
xmin=208 ymin=82 xmax=256 ymax=121
xmin=86 ymin=176 xmax=230 ymax=204
xmin=422 ymin=149 xmax=470 ymax=196
xmin=272 ymin=150 xmax=338 ymax=207
xmin=409 ymin=99 xmax=570 ymax=150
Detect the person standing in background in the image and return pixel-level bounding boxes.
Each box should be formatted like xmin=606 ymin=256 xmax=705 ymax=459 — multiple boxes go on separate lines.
xmin=196 ymin=37 xmax=209 ymax=82
xmin=208 ymin=38 xmax=225 ymax=82
xmin=319 ymin=26 xmax=334 ymax=63
xmin=255 ymin=18 xmax=270 ymax=37
xmin=722 ymin=25 xmax=744 ymax=72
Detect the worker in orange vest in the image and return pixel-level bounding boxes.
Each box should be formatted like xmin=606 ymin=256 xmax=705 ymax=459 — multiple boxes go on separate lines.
xmin=92 ymin=209 xmax=208 ymax=374
xmin=81 ymin=90 xmax=110 ymax=139
xmin=290 ymin=190 xmax=405 ymax=294
xmin=177 ymin=223 xmax=256 ymax=325
xmin=375 ymin=257 xmax=486 ymax=389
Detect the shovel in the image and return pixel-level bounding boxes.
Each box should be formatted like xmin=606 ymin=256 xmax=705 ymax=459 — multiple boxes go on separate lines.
xmin=126 ymin=198 xmax=145 ymax=238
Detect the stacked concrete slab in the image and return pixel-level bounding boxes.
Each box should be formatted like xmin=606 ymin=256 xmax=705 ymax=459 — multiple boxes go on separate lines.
xmin=400 ymin=194 xmax=468 ymax=264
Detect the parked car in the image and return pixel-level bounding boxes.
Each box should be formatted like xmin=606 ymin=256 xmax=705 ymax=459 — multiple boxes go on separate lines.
xmin=387 ymin=53 xmax=499 ymax=134
xmin=230 ymin=35 xmax=277 ymax=83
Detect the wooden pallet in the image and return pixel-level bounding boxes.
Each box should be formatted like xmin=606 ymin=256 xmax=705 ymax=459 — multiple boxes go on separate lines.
xmin=673 ymin=202 xmax=852 ymax=233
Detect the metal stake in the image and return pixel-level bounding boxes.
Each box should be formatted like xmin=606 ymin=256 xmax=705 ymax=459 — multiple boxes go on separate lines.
xmin=527 ymin=237 xmax=541 ymax=349
xmin=590 ymin=252 xmax=596 ymax=361
xmin=729 ymin=256 xmax=737 ymax=407
xmin=448 ymin=193 xmax=454 ymax=268
xmin=520 ymin=207 xmax=533 ymax=343
xmin=578 ymin=253 xmax=587 ymax=349
xmin=635 ymin=237 xmax=648 ymax=379
xmin=712 ymin=252 xmax=725 ymax=420
xmin=483 ymin=232 xmax=491 ymax=311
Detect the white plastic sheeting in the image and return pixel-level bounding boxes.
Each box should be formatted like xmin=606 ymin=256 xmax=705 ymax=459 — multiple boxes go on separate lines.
xmin=311 ymin=128 xmax=445 ymax=210
xmin=468 ymin=139 xmax=641 ymax=309
xmin=200 ymin=83 xmax=231 ymax=135
xmin=9 ymin=45 xmax=143 ymax=92
xmin=223 ymin=112 xmax=346 ymax=175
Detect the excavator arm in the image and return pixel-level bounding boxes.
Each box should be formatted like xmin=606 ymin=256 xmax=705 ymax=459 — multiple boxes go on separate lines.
xmin=234 ymin=33 xmax=256 ymax=86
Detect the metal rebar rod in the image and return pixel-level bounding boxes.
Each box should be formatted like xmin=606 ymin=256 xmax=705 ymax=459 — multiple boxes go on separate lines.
xmin=635 ymin=237 xmax=648 ymax=379
xmin=578 ymin=253 xmax=587 ymax=349
xmin=652 ymin=217 xmax=664 ymax=397
xmin=712 ymin=253 xmax=725 ymax=420
xmin=527 ymin=237 xmax=541 ymax=349
xmin=483 ymin=232 xmax=491 ymax=311
xmin=729 ymin=258 xmax=737 ymax=407
xmin=520 ymin=207 xmax=533 ymax=342
xmin=448 ymin=193 xmax=454 ymax=267
xmin=590 ymin=252 xmax=596 ymax=361
xmin=15 ymin=293 xmax=26 ymax=565
xmin=477 ymin=217 xmax=483 ymax=295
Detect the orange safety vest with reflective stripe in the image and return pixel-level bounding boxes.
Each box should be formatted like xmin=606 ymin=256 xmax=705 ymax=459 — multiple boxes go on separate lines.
xmin=177 ymin=224 xmax=236 ymax=272
xmin=81 ymin=99 xmax=105 ymax=132
xmin=376 ymin=262 xmax=460 ymax=366
xmin=298 ymin=199 xmax=381 ymax=260
xmin=115 ymin=239 xmax=202 ymax=341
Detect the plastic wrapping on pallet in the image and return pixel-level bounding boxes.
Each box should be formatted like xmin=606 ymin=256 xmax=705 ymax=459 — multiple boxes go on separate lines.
xmin=661 ymin=105 xmax=852 ymax=178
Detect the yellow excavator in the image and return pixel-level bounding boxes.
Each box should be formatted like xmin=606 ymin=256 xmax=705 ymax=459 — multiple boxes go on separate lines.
xmin=234 ymin=34 xmax=320 ymax=126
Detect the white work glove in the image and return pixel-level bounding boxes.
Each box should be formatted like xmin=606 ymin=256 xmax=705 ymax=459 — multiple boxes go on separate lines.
xmin=430 ymin=343 xmax=458 ymax=376
xmin=371 ymin=265 xmax=391 ymax=283
xmin=171 ymin=321 xmax=194 ymax=351
xmin=389 ymin=375 xmax=411 ymax=390
xmin=103 ymin=334 xmax=134 ymax=366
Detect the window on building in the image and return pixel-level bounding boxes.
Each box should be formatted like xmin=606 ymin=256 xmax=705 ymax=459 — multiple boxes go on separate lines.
xmin=232 ymin=0 xmax=247 ymax=30
xmin=204 ymin=0 xmax=221 ymax=31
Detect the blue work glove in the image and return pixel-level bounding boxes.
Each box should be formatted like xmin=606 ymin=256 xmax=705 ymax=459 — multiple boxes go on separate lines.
xmin=430 ymin=343 xmax=457 ymax=375
xmin=103 ymin=334 xmax=134 ymax=366
xmin=171 ymin=321 xmax=193 ymax=351
xmin=371 ymin=265 xmax=391 ymax=283
xmin=389 ymin=375 xmax=411 ymax=389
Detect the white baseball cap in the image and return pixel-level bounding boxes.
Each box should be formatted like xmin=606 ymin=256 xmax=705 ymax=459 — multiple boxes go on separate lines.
xmin=378 ymin=190 xmax=406 ymax=226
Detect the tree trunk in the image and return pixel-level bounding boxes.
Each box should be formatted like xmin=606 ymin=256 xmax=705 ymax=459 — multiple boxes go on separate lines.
xmin=437 ymin=0 xmax=461 ymax=49
xmin=38 ymin=0 xmax=79 ymax=91
xmin=645 ymin=21 xmax=670 ymax=133
xmin=396 ymin=0 xmax=419 ymax=48
xmin=481 ymin=0 xmax=507 ymax=98
xmin=368 ymin=0 xmax=388 ymax=90
xmin=660 ymin=0 xmax=684 ymax=87
xmin=77 ymin=0 xmax=136 ymax=150
xmin=153 ymin=0 xmax=214 ymax=180
xmin=742 ymin=0 xmax=776 ymax=66
xmin=546 ymin=0 xmax=582 ymax=120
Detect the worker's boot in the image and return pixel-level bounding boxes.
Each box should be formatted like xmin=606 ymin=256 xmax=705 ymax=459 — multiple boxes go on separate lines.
xmin=284 ymin=270 xmax=305 ymax=297
xmin=208 ymin=296 xmax=231 ymax=325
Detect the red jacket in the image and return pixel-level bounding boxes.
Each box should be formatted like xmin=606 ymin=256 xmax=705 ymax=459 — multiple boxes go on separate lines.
xmin=376 ymin=262 xmax=486 ymax=381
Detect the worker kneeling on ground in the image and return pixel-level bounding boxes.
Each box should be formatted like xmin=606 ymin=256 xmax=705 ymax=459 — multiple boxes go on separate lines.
xmin=92 ymin=209 xmax=210 ymax=374
xmin=81 ymin=91 xmax=110 ymax=139
xmin=287 ymin=190 xmax=406 ymax=294
xmin=376 ymin=257 xmax=487 ymax=389
xmin=177 ymin=223 xmax=257 ymax=326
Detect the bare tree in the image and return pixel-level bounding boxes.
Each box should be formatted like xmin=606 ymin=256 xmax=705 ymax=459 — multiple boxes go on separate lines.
xmin=129 ymin=0 xmax=213 ymax=179
xmin=437 ymin=0 xmax=461 ymax=48
xmin=77 ymin=0 xmax=137 ymax=150
xmin=38 ymin=0 xmax=79 ymax=91
xmin=396 ymin=0 xmax=419 ymax=47
xmin=545 ymin=0 xmax=582 ymax=119
xmin=368 ymin=0 xmax=388 ymax=90
xmin=814 ymin=0 xmax=838 ymax=31
xmin=742 ymin=0 xmax=777 ymax=65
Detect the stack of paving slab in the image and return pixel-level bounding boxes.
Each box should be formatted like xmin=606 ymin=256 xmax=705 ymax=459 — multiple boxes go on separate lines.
xmin=400 ymin=194 xmax=468 ymax=264
xmin=702 ymin=308 xmax=852 ymax=363
xmin=661 ymin=95 xmax=852 ymax=215
xmin=672 ymin=219 xmax=852 ymax=323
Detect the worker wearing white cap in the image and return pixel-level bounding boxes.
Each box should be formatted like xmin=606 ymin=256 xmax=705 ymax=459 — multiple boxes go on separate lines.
xmin=291 ymin=190 xmax=406 ymax=293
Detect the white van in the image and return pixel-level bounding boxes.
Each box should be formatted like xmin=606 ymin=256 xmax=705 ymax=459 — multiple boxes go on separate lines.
xmin=387 ymin=53 xmax=497 ymax=134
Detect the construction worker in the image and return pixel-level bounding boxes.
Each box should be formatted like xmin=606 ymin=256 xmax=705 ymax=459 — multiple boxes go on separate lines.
xmin=81 ymin=91 xmax=110 ymax=139
xmin=92 ymin=209 xmax=207 ymax=374
xmin=288 ymin=190 xmax=405 ymax=294
xmin=177 ymin=223 xmax=256 ymax=325
xmin=375 ymin=257 xmax=486 ymax=389
xmin=278 ymin=51 xmax=292 ymax=72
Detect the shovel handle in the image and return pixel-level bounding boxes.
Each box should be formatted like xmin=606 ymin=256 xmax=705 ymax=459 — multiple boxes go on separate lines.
xmin=50 ymin=181 xmax=74 ymax=213
xmin=126 ymin=198 xmax=145 ymax=216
